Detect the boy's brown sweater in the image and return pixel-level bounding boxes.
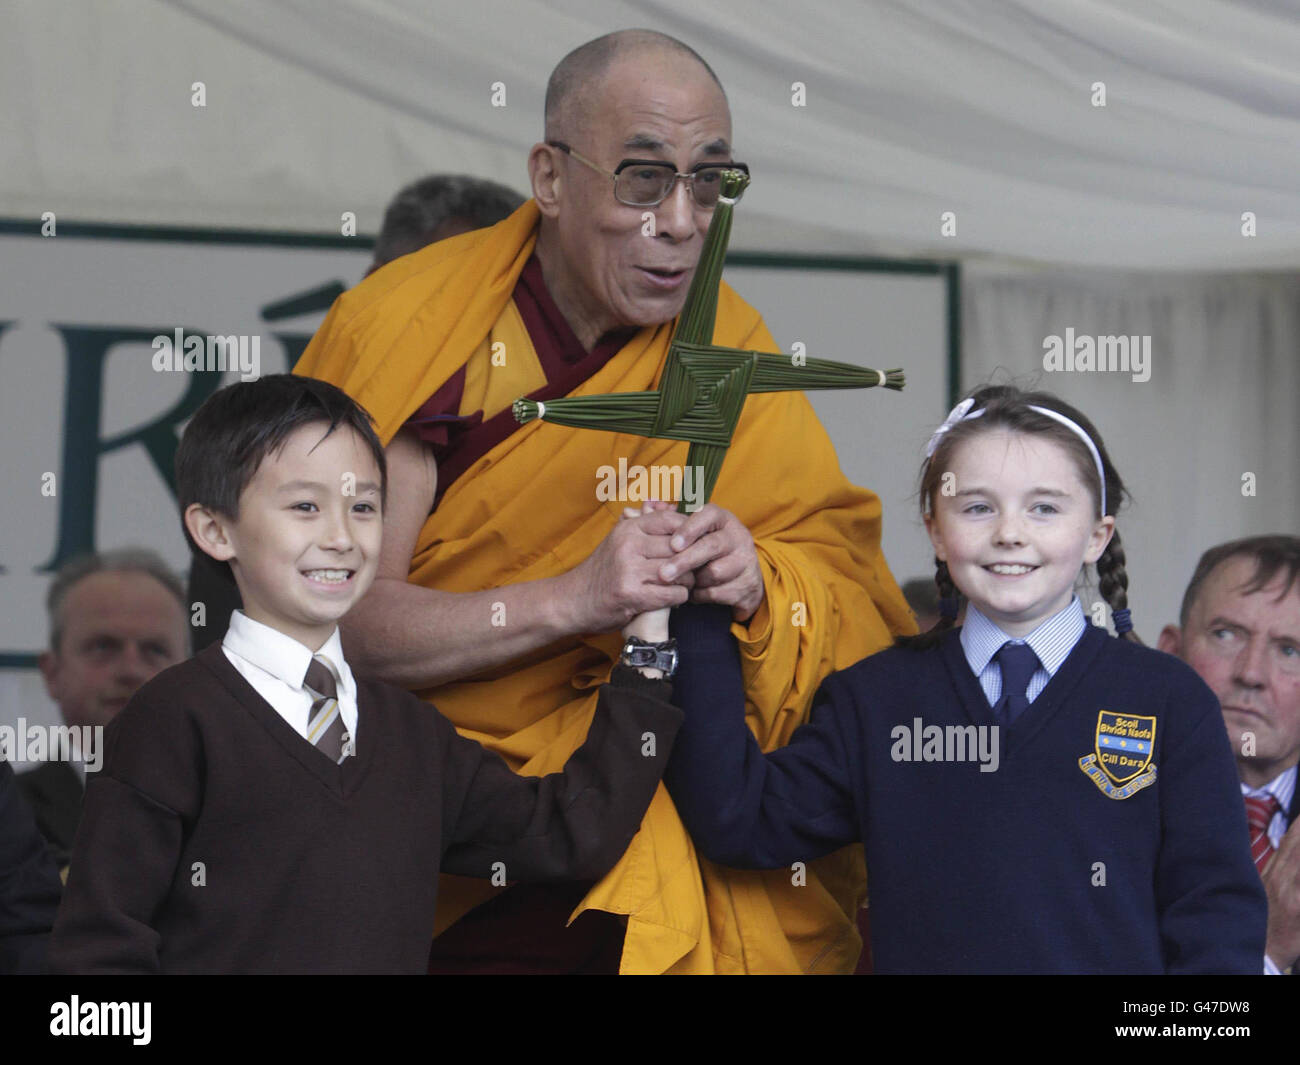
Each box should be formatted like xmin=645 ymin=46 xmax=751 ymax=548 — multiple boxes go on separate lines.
xmin=48 ymin=642 xmax=680 ymax=973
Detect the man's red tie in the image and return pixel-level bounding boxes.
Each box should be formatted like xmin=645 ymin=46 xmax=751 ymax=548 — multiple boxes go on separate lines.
xmin=1245 ymin=794 xmax=1281 ymax=874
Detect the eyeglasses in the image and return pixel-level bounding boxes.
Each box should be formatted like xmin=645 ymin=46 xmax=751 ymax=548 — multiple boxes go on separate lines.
xmin=547 ymin=141 xmax=749 ymax=209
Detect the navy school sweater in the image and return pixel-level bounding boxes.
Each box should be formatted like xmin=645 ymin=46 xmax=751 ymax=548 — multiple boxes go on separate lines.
xmin=666 ymin=604 xmax=1266 ymax=974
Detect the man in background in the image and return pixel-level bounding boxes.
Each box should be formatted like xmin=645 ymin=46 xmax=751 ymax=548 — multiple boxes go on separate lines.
xmin=0 ymin=760 xmax=62 ymax=972
xmin=1159 ymin=535 xmax=1300 ymax=973
xmin=19 ymin=549 xmax=189 ymax=870
xmin=367 ymin=174 xmax=524 ymax=273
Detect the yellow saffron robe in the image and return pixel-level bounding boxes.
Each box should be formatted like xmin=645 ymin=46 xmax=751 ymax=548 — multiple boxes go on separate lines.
xmin=295 ymin=202 xmax=915 ymax=973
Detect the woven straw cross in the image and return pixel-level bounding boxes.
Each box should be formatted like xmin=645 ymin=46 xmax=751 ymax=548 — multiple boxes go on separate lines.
xmin=513 ymin=169 xmax=904 ymax=511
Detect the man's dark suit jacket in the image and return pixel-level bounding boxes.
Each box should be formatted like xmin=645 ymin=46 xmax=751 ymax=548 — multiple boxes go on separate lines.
xmin=16 ymin=760 xmax=83 ymax=870
xmin=1 ymin=760 xmax=63 ymax=972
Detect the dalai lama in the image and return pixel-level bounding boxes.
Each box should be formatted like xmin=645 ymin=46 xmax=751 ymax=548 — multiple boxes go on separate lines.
xmin=295 ymin=28 xmax=915 ymax=974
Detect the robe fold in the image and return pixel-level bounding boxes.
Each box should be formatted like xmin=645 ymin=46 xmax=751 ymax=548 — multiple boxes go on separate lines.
xmin=295 ymin=200 xmax=916 ymax=973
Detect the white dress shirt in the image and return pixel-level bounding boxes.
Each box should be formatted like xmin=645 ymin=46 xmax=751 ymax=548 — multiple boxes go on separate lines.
xmin=221 ymin=611 xmax=359 ymax=750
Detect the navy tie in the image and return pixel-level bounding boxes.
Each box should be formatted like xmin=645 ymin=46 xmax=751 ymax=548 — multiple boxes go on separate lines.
xmin=993 ymin=642 xmax=1040 ymax=725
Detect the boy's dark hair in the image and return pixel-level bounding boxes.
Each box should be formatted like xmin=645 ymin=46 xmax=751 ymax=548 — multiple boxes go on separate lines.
xmin=1179 ymin=535 xmax=1300 ymax=628
xmin=899 ymin=384 xmax=1136 ymax=649
xmin=175 ymin=375 xmax=387 ymax=561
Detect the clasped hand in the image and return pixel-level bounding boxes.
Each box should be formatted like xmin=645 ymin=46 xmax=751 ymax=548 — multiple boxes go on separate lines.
xmin=565 ymin=499 xmax=765 ymax=643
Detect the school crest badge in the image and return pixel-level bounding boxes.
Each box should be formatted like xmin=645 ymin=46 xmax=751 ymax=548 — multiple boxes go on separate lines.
xmin=1078 ymin=711 xmax=1158 ymax=799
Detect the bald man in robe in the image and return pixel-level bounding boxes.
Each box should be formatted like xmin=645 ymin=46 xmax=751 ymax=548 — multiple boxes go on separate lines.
xmin=296 ymin=29 xmax=915 ymax=974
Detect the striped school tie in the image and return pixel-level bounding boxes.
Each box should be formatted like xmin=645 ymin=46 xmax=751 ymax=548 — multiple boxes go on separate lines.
xmin=303 ymin=655 xmax=350 ymax=764
xmin=1245 ymin=794 xmax=1281 ymax=874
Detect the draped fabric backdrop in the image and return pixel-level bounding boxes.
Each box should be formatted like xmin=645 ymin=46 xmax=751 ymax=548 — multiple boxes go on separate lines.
xmin=963 ymin=266 xmax=1300 ymax=640
xmin=3 ymin=0 xmax=1298 ymax=266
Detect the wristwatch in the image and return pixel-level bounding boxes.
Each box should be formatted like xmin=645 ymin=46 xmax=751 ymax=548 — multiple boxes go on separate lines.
xmin=620 ymin=636 xmax=679 ymax=678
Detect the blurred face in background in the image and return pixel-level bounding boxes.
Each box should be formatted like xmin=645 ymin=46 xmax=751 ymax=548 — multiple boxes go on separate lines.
xmin=1161 ymin=556 xmax=1300 ymax=788
xmin=40 ymin=571 xmax=189 ymax=729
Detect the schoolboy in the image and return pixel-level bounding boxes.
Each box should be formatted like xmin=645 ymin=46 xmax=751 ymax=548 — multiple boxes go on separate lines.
xmin=48 ymin=375 xmax=682 ymax=974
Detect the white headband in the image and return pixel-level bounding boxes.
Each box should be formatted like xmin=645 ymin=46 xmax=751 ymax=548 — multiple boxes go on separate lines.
xmin=925 ymin=398 xmax=1107 ymax=516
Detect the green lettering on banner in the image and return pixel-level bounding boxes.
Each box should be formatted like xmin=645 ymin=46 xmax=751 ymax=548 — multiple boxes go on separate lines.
xmin=41 ymin=325 xmax=226 ymax=571
xmin=270 ymin=332 xmax=313 ymax=369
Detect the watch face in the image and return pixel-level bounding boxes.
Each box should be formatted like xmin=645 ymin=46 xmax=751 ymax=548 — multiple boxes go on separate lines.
xmin=621 ymin=638 xmax=677 ymax=674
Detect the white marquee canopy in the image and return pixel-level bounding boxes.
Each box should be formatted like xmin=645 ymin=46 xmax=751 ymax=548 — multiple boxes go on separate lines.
xmin=5 ymin=0 xmax=1299 ymax=269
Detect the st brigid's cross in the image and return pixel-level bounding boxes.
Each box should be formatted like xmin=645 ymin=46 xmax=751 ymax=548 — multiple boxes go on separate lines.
xmin=513 ymin=169 xmax=903 ymax=512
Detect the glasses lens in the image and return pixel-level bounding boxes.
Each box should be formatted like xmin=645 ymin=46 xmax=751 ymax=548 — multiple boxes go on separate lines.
xmin=616 ymin=164 xmax=676 ymax=206
xmin=690 ymin=167 xmax=728 ymax=208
